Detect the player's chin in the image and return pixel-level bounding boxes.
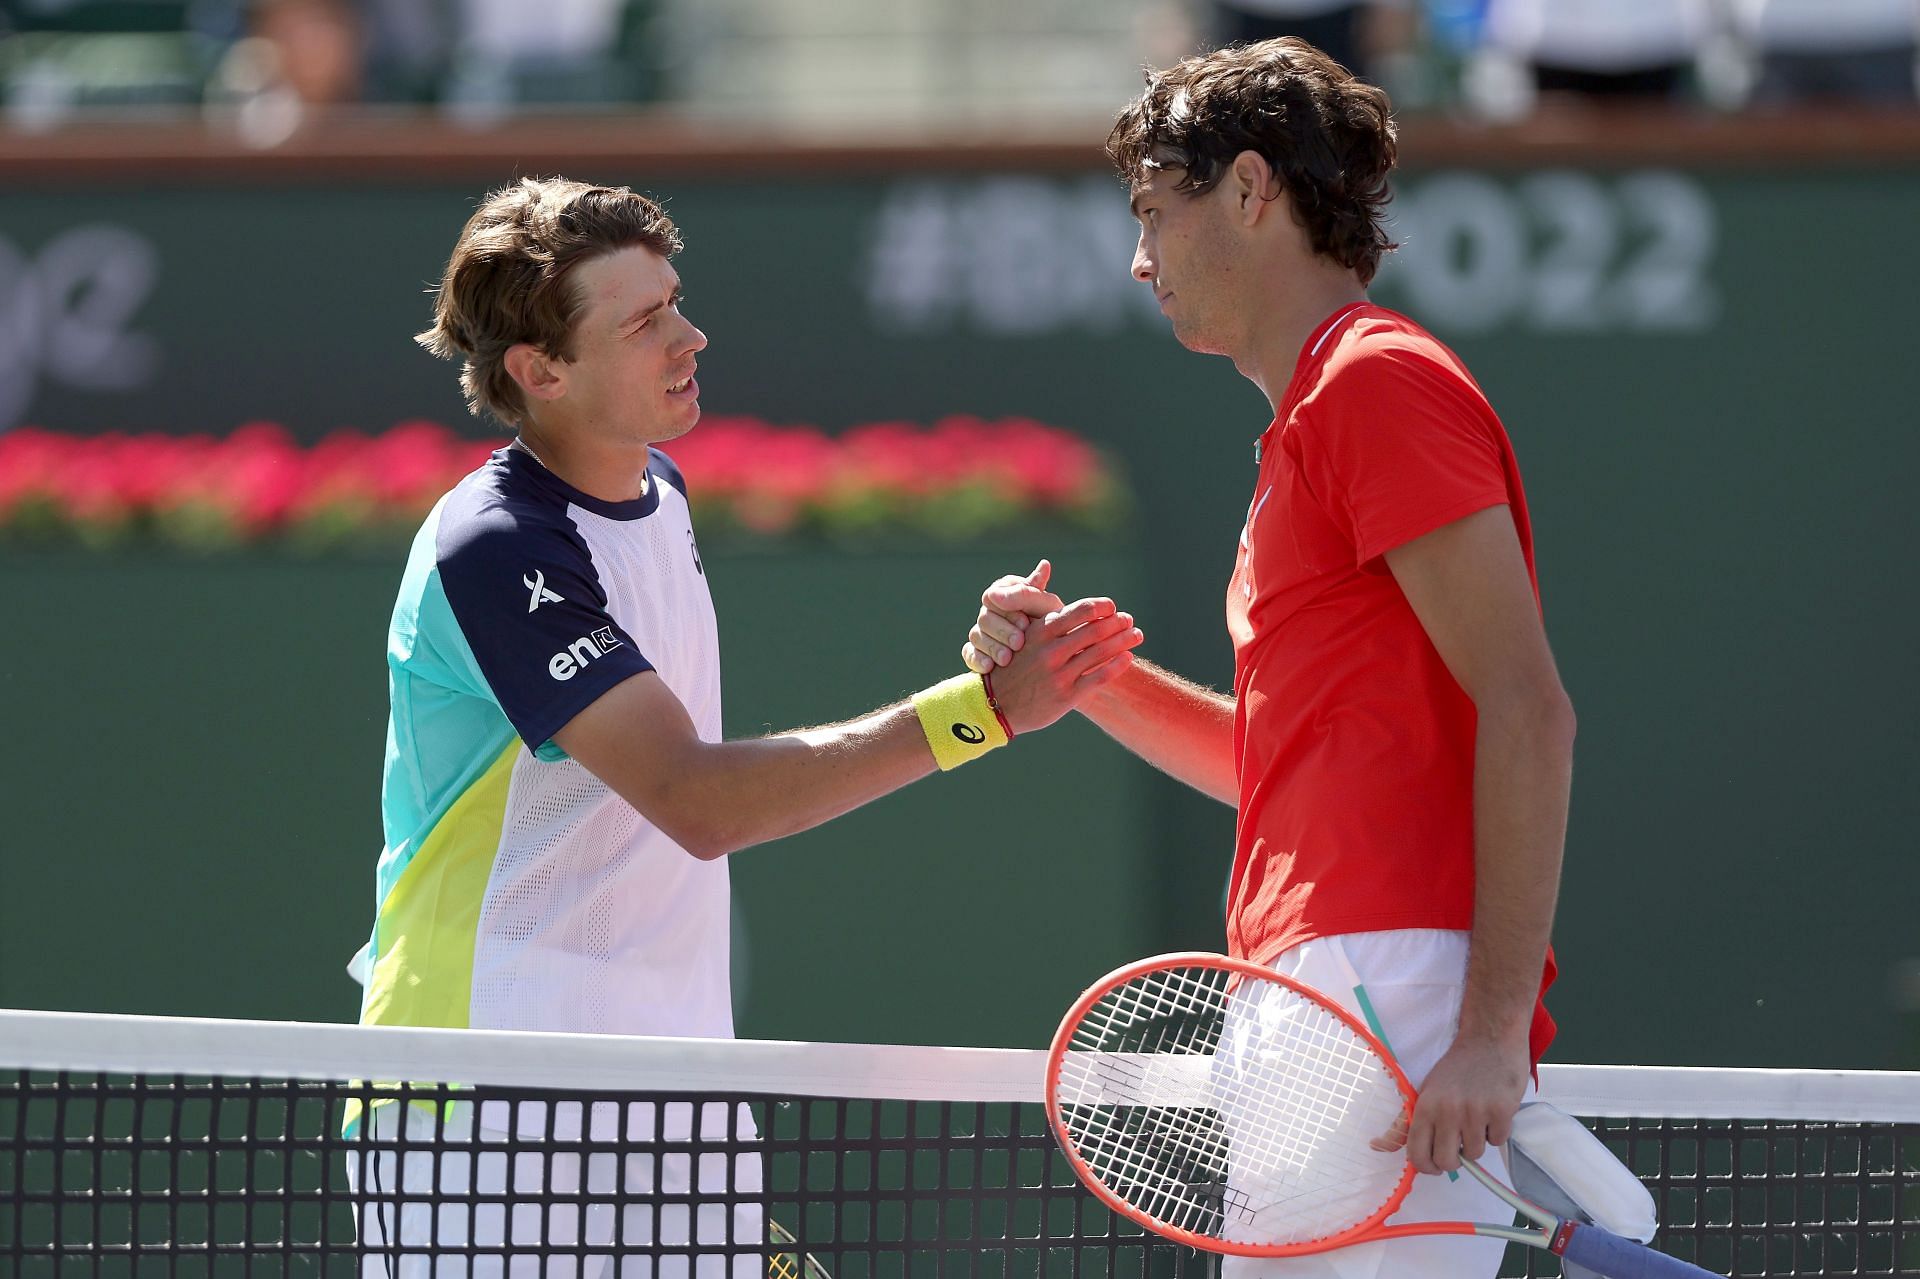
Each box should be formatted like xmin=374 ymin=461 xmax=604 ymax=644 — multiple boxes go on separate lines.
xmin=649 ymin=402 xmax=701 ymax=442
xmin=1169 ymin=319 xmax=1227 ymax=356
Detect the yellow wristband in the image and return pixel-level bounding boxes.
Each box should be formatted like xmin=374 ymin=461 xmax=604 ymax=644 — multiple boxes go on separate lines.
xmin=911 ymin=673 xmax=1010 ymax=770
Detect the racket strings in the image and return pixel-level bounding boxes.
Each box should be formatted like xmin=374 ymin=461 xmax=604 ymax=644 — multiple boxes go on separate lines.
xmin=1064 ymin=967 xmax=1233 ymax=1233
xmin=1057 ymin=966 xmax=1409 ymax=1247
xmin=1212 ymin=1011 xmax=1404 ymax=1242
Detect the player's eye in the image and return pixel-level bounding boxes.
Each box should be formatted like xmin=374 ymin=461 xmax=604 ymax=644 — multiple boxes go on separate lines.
xmin=631 ymin=294 xmax=685 ymax=336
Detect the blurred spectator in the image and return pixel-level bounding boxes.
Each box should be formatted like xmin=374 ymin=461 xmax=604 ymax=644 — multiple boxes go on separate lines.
xmin=1470 ymin=0 xmax=1711 ymax=116
xmin=251 ymin=0 xmax=357 ymax=105
xmin=5 ymin=0 xmax=666 ymax=120
xmin=1733 ymin=0 xmax=1919 ymax=107
xmin=442 ymin=0 xmax=657 ymax=112
xmin=204 ymin=0 xmax=358 ymax=144
xmin=1 ymin=0 xmax=239 ymax=122
xmin=356 ymin=0 xmax=454 ymax=104
xmin=457 ymin=0 xmax=623 ymax=67
xmin=1206 ymin=0 xmax=1419 ymax=89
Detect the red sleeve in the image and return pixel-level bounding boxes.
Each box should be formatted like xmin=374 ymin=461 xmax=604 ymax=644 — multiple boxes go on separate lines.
xmin=1292 ymin=345 xmax=1512 ymax=567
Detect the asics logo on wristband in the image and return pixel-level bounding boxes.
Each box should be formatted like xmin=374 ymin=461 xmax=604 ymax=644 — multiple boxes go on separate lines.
xmin=524 ymin=570 xmax=565 ymax=612
xmin=912 ymin=674 xmax=1007 ymax=770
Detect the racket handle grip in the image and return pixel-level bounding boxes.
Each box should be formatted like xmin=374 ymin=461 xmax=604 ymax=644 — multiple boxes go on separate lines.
xmin=1555 ymin=1221 xmax=1723 ymax=1278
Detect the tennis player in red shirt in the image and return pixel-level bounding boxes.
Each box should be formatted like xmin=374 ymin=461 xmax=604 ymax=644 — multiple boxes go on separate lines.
xmin=965 ymin=38 xmax=1575 ymax=1279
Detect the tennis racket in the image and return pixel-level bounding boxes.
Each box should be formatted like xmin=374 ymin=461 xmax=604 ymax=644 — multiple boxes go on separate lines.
xmin=768 ymin=1218 xmax=832 ymax=1279
xmin=1045 ymin=953 xmax=1718 ymax=1279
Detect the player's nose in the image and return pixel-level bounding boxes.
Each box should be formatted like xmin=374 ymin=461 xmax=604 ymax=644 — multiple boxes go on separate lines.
xmin=1132 ymin=234 xmax=1154 ymax=283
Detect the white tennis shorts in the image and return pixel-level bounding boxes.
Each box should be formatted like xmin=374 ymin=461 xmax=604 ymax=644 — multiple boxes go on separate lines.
xmin=345 ymin=1096 xmax=765 ymax=1279
xmin=1219 ymin=929 xmax=1537 ymax=1279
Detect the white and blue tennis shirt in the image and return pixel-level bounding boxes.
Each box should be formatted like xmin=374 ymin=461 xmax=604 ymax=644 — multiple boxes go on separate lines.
xmin=356 ymin=445 xmax=733 ymax=1040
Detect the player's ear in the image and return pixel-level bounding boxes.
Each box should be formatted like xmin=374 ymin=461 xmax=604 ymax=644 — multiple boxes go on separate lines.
xmin=1231 ymin=150 xmax=1282 ymax=225
xmin=505 ymin=343 xmax=566 ymax=403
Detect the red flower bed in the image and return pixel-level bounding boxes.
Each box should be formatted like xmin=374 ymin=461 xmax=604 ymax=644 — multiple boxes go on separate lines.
xmin=0 ymin=418 xmax=1126 ymax=549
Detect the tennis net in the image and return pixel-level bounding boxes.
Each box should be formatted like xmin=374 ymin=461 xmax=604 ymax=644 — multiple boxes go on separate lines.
xmin=3 ymin=1009 xmax=1916 ymax=1277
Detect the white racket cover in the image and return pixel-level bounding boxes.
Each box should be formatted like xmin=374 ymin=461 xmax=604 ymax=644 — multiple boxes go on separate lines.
xmin=1508 ymin=1103 xmax=1658 ymax=1243
xmin=1047 ymin=954 xmax=1418 ymax=1255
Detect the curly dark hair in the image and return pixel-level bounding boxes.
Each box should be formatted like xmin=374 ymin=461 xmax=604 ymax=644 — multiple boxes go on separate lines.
xmin=417 ymin=177 xmax=683 ymax=428
xmin=1107 ymin=39 xmax=1398 ymax=285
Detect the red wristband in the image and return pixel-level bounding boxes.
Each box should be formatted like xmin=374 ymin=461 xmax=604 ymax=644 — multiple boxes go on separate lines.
xmin=980 ymin=670 xmax=1016 ymax=741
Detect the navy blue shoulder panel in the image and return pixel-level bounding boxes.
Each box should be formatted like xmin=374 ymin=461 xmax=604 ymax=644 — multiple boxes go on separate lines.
xmin=434 ymin=450 xmax=654 ymax=753
xmin=649 ymin=448 xmax=688 ymax=499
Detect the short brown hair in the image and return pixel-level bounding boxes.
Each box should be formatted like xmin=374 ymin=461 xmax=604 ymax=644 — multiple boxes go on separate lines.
xmin=1107 ymin=39 xmax=1398 ymax=285
xmin=417 ymin=177 xmax=683 ymax=427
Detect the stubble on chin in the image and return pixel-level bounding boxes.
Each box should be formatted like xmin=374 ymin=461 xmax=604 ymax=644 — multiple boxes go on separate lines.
xmin=647 ymin=411 xmax=700 ymax=445
xmin=1170 ymin=316 xmax=1228 ymax=358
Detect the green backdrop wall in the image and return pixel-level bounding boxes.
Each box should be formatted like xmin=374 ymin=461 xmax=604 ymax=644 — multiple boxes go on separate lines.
xmin=2 ymin=156 xmax=1915 ymax=1069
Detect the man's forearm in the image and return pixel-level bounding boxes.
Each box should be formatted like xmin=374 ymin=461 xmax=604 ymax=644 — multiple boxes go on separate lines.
xmin=572 ymin=595 xmax=1143 ymax=862
xmin=664 ymin=704 xmax=936 ymax=859
xmin=1457 ymin=695 xmax=1576 ymax=1045
xmin=1079 ymin=659 xmax=1239 ymax=805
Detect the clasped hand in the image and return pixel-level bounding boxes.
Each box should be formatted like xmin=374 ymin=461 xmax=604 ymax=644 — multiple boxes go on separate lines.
xmin=960 ymin=560 xmax=1141 ymax=735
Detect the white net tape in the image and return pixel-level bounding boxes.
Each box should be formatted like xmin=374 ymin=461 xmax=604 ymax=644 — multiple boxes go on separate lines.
xmin=1055 ymin=966 xmax=1410 ymax=1247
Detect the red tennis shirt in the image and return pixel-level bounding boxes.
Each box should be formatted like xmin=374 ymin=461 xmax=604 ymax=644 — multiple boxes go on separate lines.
xmin=1226 ymin=303 xmax=1557 ymax=1064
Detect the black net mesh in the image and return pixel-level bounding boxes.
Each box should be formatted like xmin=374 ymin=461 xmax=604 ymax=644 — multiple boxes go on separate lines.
xmin=3 ymin=1067 xmax=1916 ymax=1277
